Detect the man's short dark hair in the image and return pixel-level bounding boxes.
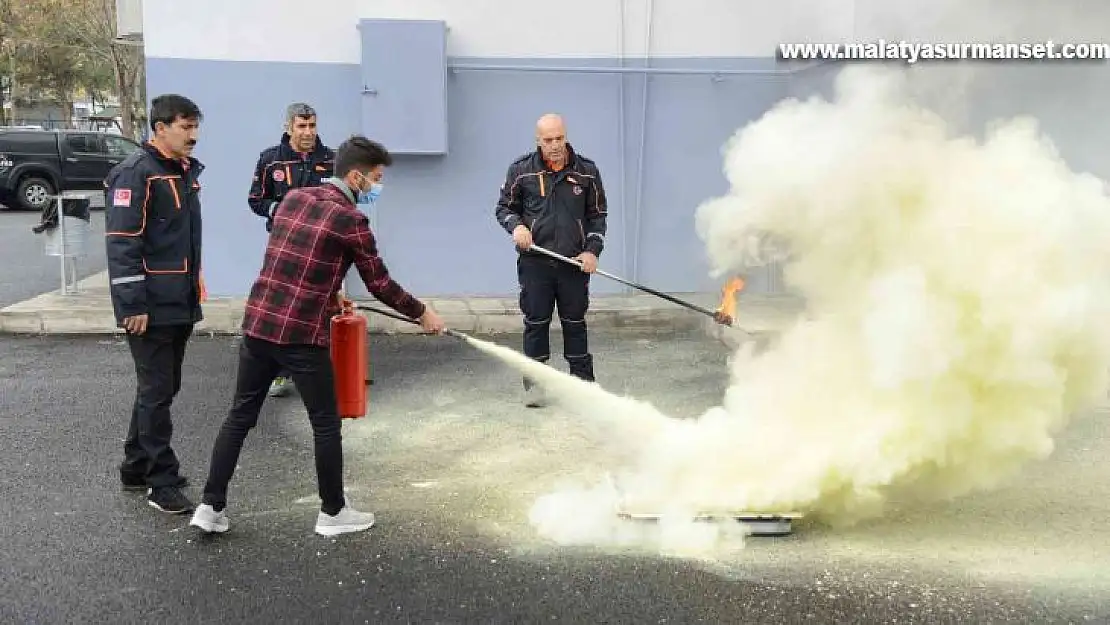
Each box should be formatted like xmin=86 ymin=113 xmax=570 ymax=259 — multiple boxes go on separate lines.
xmin=149 ymin=94 xmax=203 ymax=131
xmin=286 ymin=102 xmax=316 ymax=125
xmin=334 ymin=135 xmax=393 ymax=176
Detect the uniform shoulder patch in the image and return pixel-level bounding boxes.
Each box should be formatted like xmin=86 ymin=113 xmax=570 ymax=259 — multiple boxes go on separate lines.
xmin=113 ymin=188 xmax=132 ymax=207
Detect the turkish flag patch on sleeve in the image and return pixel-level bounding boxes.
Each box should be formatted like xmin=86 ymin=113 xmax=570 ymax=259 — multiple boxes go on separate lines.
xmin=113 ymin=188 xmax=132 ymax=207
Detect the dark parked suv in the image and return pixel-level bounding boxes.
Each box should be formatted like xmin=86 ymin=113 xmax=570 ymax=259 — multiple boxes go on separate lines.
xmin=0 ymin=129 xmax=142 ymax=211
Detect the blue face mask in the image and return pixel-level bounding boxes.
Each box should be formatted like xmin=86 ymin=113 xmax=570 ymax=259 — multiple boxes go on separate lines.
xmin=358 ymin=182 xmax=383 ymax=206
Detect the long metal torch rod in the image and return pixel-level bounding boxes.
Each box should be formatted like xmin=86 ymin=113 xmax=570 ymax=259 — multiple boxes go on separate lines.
xmin=526 ymin=244 xmax=724 ymax=321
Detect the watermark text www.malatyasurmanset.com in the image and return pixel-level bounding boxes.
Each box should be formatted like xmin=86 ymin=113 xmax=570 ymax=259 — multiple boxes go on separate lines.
xmin=778 ymin=40 xmax=1110 ymax=63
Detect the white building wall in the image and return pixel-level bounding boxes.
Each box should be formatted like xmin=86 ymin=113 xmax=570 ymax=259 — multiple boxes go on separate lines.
xmin=142 ymin=0 xmax=857 ymax=63
xmin=143 ymin=0 xmax=1110 ymax=64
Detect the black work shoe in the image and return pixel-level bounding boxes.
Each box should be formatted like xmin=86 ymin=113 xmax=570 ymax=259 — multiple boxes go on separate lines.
xmin=147 ymin=486 xmax=194 ymax=514
xmin=121 ymin=473 xmax=189 ymax=491
xmin=524 ymin=387 xmax=548 ymax=408
xmin=567 ymin=354 xmax=596 ymax=382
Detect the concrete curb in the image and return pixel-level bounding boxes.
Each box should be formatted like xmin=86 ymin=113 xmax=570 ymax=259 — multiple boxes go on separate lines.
xmin=0 ymin=271 xmax=802 ymax=338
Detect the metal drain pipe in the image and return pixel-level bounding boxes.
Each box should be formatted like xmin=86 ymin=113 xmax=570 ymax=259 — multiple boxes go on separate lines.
xmin=630 ymin=0 xmax=654 ymax=285
xmin=446 ymin=62 xmax=830 ymax=76
xmin=617 ymin=0 xmax=629 ymax=292
xmin=446 ymin=61 xmax=834 ymax=77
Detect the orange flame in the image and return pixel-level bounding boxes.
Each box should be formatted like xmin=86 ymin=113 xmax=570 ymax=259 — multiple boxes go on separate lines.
xmin=716 ymin=277 xmax=745 ymax=321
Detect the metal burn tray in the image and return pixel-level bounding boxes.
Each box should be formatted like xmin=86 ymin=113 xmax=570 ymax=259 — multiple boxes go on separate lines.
xmin=606 ymin=473 xmax=802 ymax=536
xmin=615 ymin=510 xmax=802 ymax=536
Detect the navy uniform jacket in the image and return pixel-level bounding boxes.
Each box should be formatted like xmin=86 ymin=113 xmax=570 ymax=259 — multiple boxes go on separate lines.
xmin=494 ymin=144 xmax=608 ymax=259
xmin=248 ymin=133 xmax=335 ymax=231
xmin=104 ymin=142 xmax=205 ymax=326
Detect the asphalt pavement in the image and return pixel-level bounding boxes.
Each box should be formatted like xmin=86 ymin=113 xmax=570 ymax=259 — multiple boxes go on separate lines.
xmin=0 ymin=329 xmax=1106 ymax=624
xmin=0 ymin=206 xmax=107 ymax=308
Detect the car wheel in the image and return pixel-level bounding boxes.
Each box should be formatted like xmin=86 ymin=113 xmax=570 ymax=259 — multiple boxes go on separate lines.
xmin=16 ymin=176 xmax=55 ymax=211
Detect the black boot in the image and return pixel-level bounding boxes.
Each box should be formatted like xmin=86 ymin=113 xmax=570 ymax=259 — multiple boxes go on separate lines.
xmin=566 ymin=353 xmax=595 ymax=382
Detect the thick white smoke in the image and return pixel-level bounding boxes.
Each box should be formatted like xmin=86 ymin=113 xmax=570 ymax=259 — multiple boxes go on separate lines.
xmin=497 ymin=63 xmax=1110 ymax=556
xmin=691 ymin=63 xmax=1110 ymax=517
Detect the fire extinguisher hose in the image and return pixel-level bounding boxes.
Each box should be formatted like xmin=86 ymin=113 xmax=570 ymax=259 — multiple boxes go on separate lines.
xmin=353 ymin=304 xmax=469 ymax=340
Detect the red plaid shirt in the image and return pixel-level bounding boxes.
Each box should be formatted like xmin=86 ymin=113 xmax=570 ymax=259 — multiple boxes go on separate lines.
xmin=241 ymin=183 xmax=425 ymax=347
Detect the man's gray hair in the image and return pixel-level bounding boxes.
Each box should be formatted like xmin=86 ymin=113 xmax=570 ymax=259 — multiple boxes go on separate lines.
xmin=285 ymin=102 xmax=316 ymax=126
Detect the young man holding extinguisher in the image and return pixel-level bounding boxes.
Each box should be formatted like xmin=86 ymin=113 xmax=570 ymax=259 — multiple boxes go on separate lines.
xmin=190 ymin=136 xmax=445 ymax=536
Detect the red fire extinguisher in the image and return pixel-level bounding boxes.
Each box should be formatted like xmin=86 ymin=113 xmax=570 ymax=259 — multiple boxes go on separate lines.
xmin=330 ymin=303 xmax=368 ymax=419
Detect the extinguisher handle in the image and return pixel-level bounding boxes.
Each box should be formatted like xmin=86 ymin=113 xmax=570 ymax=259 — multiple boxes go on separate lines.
xmin=332 ymin=293 xmax=354 ymax=315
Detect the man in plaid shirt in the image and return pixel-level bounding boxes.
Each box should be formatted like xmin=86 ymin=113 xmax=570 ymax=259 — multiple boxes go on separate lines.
xmin=247 ymin=102 xmax=337 ymax=399
xmin=190 ymin=136 xmax=445 ymax=537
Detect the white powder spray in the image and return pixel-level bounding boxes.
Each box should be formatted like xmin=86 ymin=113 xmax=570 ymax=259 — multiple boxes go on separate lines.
xmin=462 ymin=64 xmax=1110 ymax=558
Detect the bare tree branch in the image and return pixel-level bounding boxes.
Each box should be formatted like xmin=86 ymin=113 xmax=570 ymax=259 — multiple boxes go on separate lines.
xmin=15 ymin=0 xmax=145 ymax=136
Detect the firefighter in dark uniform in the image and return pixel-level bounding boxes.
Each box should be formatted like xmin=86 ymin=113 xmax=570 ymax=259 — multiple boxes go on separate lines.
xmin=494 ymin=113 xmax=609 ymax=407
xmin=105 ymin=94 xmax=205 ymax=515
xmin=247 ymin=102 xmax=335 ymax=397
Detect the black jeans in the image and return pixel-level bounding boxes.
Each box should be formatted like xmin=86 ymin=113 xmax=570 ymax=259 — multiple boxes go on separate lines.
xmin=517 ymin=254 xmax=595 ymax=381
xmin=201 ymin=336 xmax=346 ymax=515
xmin=122 ymin=323 xmax=193 ymax=488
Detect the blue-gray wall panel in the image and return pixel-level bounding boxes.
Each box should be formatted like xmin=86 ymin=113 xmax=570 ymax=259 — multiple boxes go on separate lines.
xmin=145 ymin=56 xmax=795 ymax=298
xmin=146 ymin=56 xmax=1108 ymax=300
xmin=373 ymin=61 xmax=631 ymax=297
xmin=358 ymin=19 xmax=448 ymax=154
xmin=145 ymin=58 xmax=361 ymax=297
xmin=634 ymin=74 xmax=786 ymax=292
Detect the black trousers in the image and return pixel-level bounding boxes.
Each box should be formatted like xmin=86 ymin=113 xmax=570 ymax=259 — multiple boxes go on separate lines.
xmin=122 ymin=323 xmax=193 ymax=488
xmin=201 ymin=336 xmax=346 ymax=515
xmin=517 ymin=254 xmax=595 ymax=381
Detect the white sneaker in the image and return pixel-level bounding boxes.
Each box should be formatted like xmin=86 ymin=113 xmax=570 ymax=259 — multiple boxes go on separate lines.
xmin=189 ymin=503 xmax=230 ymax=533
xmin=268 ymin=377 xmax=292 ymax=397
xmin=314 ymin=506 xmax=375 ymax=536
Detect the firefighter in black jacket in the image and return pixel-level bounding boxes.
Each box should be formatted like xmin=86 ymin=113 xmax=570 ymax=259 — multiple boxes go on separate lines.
xmin=494 ymin=113 xmax=609 ymax=408
xmin=247 ymin=102 xmax=336 ymax=232
xmin=105 ymin=94 xmax=205 ymax=515
xmin=247 ymin=102 xmax=335 ymax=397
